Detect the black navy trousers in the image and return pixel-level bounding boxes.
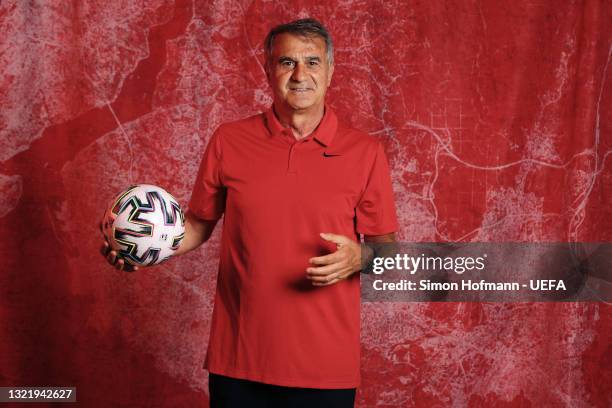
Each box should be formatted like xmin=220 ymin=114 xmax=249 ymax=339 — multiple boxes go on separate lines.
xmin=209 ymin=373 xmax=356 ymax=408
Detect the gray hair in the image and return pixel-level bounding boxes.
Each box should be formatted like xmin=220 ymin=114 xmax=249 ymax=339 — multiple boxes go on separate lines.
xmin=264 ymin=18 xmax=334 ymax=66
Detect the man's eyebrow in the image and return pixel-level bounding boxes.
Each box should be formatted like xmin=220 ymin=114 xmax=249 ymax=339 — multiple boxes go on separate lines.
xmin=277 ymin=56 xmax=321 ymax=62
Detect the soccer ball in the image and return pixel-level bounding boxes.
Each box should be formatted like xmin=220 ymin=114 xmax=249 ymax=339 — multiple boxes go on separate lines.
xmin=101 ymin=184 xmax=185 ymax=267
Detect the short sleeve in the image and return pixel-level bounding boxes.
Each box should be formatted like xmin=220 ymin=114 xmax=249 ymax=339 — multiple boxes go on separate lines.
xmin=355 ymin=141 xmax=399 ymax=235
xmin=188 ymin=128 xmax=226 ymax=220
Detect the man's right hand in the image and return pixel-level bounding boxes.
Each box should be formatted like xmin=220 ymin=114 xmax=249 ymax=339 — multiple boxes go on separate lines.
xmin=99 ymin=221 xmax=139 ymax=272
xmin=100 ymin=239 xmax=139 ymax=272
xmin=98 ymin=211 xmax=218 ymax=272
xmin=100 ymin=240 xmax=138 ymax=272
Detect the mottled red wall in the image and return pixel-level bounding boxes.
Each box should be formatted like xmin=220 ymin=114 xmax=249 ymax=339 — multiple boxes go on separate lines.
xmin=0 ymin=1 xmax=610 ymax=407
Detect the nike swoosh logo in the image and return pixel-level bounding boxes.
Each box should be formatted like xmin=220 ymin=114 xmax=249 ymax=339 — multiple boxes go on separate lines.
xmin=323 ymin=152 xmax=341 ymax=157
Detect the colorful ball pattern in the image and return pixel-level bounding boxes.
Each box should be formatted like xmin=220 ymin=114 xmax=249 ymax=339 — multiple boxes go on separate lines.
xmin=102 ymin=184 xmax=185 ymax=267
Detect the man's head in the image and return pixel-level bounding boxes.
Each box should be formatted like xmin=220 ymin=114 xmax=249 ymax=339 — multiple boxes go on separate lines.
xmin=264 ymin=18 xmax=334 ymax=113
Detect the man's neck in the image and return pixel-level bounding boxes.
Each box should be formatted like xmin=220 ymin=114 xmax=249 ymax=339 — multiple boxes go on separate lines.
xmin=273 ymin=103 xmax=325 ymax=140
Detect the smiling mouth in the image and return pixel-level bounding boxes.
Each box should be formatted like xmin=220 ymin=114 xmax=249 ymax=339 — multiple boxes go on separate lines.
xmin=289 ymin=88 xmax=312 ymax=92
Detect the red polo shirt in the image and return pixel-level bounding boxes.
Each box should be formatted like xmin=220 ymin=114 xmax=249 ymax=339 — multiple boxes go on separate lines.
xmin=189 ymin=106 xmax=398 ymax=388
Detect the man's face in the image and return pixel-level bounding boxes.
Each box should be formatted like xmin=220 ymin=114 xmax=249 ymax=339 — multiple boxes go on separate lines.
xmin=266 ymin=33 xmax=334 ymax=112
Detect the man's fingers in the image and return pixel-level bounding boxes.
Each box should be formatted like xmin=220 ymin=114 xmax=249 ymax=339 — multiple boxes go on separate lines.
xmin=100 ymin=245 xmax=139 ymax=272
xmin=319 ymin=232 xmax=350 ymax=246
xmin=311 ymin=272 xmax=344 ymax=286
xmin=121 ymin=259 xmax=138 ymax=272
xmin=114 ymin=256 xmax=139 ymax=272
xmin=308 ymin=266 xmax=353 ymax=283
xmin=107 ymin=250 xmax=118 ymax=264
xmin=312 ymin=277 xmax=341 ymax=286
xmin=309 ymin=233 xmax=360 ymax=286
xmin=309 ymin=252 xmax=343 ymax=266
xmin=100 ymin=241 xmax=110 ymax=257
xmin=309 ymin=270 xmax=340 ymax=283
xmin=307 ymin=262 xmax=345 ymax=276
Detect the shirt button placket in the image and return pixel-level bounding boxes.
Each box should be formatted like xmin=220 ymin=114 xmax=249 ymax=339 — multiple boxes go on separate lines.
xmin=287 ymin=142 xmax=297 ymax=174
xmin=283 ymin=130 xmax=297 ymax=174
xmin=286 ymin=133 xmax=311 ymax=174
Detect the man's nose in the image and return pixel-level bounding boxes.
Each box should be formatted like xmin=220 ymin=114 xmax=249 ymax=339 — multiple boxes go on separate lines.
xmin=291 ymin=62 xmax=307 ymax=82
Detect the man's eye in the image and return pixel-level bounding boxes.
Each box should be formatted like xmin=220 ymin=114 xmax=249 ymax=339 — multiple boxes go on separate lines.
xmin=281 ymin=61 xmax=295 ymax=67
xmin=309 ymin=61 xmax=319 ymax=66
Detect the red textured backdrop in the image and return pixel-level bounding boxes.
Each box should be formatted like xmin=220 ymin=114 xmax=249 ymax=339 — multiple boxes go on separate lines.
xmin=1 ymin=1 xmax=611 ymax=407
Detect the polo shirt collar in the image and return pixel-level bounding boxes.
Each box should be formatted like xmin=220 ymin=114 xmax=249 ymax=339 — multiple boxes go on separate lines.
xmin=264 ymin=105 xmax=338 ymax=147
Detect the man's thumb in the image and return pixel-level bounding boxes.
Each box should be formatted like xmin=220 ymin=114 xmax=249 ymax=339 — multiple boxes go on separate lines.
xmin=320 ymin=232 xmax=347 ymax=246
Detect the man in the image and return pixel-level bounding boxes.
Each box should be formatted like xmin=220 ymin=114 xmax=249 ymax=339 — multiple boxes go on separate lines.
xmin=103 ymin=18 xmax=398 ymax=407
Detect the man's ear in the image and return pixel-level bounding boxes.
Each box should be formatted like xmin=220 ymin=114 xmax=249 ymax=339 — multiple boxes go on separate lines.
xmin=264 ymin=56 xmax=272 ymax=80
xmin=327 ymin=63 xmax=334 ymax=87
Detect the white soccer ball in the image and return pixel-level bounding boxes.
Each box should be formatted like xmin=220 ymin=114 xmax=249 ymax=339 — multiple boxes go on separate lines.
xmin=102 ymin=184 xmax=185 ymax=267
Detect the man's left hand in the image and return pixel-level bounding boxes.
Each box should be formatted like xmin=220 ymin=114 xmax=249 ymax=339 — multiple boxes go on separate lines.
xmin=306 ymin=233 xmax=362 ymax=286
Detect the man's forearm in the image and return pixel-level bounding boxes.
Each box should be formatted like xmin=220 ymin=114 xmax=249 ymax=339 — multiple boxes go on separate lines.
xmin=174 ymin=211 xmax=218 ymax=256
xmin=361 ymin=233 xmax=396 ymax=273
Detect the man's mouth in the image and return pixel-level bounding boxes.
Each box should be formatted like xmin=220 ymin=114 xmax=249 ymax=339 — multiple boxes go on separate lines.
xmin=289 ymin=88 xmax=312 ymax=92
